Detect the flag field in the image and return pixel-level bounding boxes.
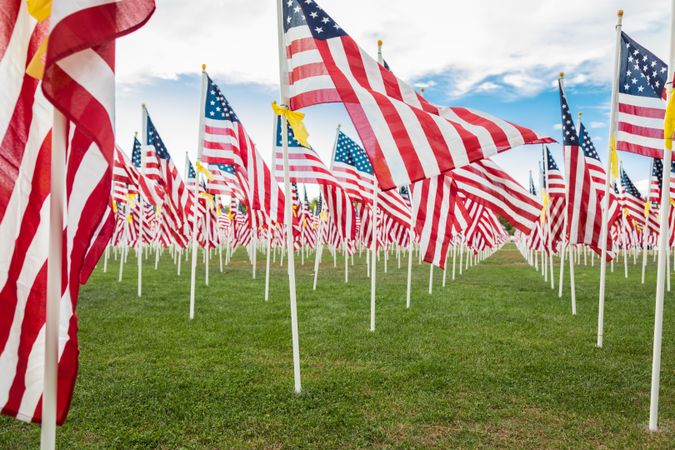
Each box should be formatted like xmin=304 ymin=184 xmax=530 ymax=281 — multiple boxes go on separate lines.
xmin=1 ymin=244 xmax=672 ymax=448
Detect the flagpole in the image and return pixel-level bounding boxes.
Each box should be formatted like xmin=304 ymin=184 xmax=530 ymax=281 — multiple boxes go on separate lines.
xmin=596 ymin=10 xmax=624 ymax=346
xmin=138 ymin=129 xmax=145 ymax=297
xmin=370 ymin=39 xmax=385 ymax=331
xmin=542 ymin=150 xmax=555 ymax=289
xmin=649 ymin=0 xmax=675 ymax=430
xmin=189 ymin=65 xmax=208 ymax=320
xmin=560 ymin=74 xmax=577 ymax=315
xmin=276 ymin=0 xmax=301 ymax=392
xmin=642 ymin=161 xmax=652 ymax=285
xmin=313 ymin=125 xmax=341 ymax=290
xmin=41 ymin=109 xmax=67 ymax=450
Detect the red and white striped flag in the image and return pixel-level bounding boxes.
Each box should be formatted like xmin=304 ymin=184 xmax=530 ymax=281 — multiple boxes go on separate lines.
xmin=0 ymin=0 xmax=154 ymax=424
xmin=281 ymin=0 xmax=553 ymax=190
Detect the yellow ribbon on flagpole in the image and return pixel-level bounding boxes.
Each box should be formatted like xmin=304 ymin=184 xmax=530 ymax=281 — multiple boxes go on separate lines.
xmin=195 ymin=161 xmax=214 ymax=181
xmin=127 ymin=214 xmax=133 ymax=225
xmin=664 ymin=87 xmax=675 ymax=151
xmin=272 ymin=101 xmax=310 ymax=147
xmin=644 ymin=201 xmax=651 ymax=218
xmin=609 ymin=136 xmax=619 ymax=179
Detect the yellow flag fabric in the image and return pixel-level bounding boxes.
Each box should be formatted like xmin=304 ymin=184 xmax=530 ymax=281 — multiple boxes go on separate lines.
xmin=272 ymin=102 xmax=310 ymax=148
xmin=127 ymin=214 xmax=133 ymax=225
xmin=665 ymin=89 xmax=675 ymax=151
xmin=195 ymin=161 xmax=214 ymax=181
xmin=25 ymin=37 xmax=48 ymax=80
xmin=27 ymin=0 xmax=52 ymax=22
xmin=609 ymin=136 xmax=619 ymax=179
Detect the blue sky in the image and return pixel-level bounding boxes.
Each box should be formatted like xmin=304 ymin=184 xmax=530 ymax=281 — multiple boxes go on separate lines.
xmin=114 ymin=0 xmax=670 ymax=197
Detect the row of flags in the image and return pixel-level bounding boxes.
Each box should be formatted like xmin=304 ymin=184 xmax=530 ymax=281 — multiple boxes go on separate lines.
xmin=1 ymin=0 xmax=673 ymax=440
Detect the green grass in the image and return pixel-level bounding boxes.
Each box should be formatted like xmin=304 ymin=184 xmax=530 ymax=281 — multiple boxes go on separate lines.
xmin=1 ymin=243 xmax=673 ymax=448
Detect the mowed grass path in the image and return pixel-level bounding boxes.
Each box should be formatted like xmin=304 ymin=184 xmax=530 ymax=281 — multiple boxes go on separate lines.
xmin=1 ymin=243 xmax=673 ymax=448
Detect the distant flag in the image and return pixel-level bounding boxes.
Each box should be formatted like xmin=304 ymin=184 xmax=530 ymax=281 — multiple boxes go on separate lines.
xmin=559 ymin=78 xmax=614 ymax=257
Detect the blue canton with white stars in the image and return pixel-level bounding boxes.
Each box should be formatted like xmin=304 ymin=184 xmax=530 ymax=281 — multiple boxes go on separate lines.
xmin=146 ymin=115 xmax=171 ymax=160
xmin=335 ymin=131 xmax=373 ymax=175
xmin=621 ymin=169 xmax=642 ymax=200
xmin=187 ymin=160 xmax=196 ymax=180
xmin=215 ymin=163 xmax=235 ymax=175
xmin=652 ymin=158 xmax=663 ymax=188
xmin=619 ymin=32 xmax=668 ymax=99
xmin=579 ymin=122 xmax=601 ymax=161
xmin=544 ymin=147 xmax=560 ymax=171
xmin=275 ymin=116 xmax=307 ymax=148
xmin=558 ymin=80 xmax=579 ymax=147
xmin=205 ymin=76 xmax=240 ymax=122
xmin=131 ymin=136 xmax=142 ymax=168
xmin=283 ymin=0 xmax=346 ymax=39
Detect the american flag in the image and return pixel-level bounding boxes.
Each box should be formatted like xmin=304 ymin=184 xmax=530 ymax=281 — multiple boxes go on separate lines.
xmin=649 ymin=157 xmax=675 ymax=201
xmin=200 ymin=74 xmax=245 ymax=167
xmin=559 ymin=79 xmax=614 ymax=257
xmin=411 ymin=175 xmax=457 ymax=268
xmin=542 ymin=146 xmax=566 ymax=250
xmin=145 ymin=111 xmax=193 ymax=224
xmin=0 ymin=0 xmax=154 ymax=425
xmin=186 ymin=159 xmax=197 ymax=191
xmin=616 ymin=32 xmax=668 ymax=159
xmin=200 ymin=75 xmax=288 ymax=227
xmin=281 ymin=0 xmax=553 ymax=190
xmin=331 ymin=129 xmax=411 ymax=228
xmin=578 ymin=122 xmax=605 ymax=190
xmin=332 ymin=130 xmax=375 ymax=202
xmin=273 ymin=116 xmax=338 ymax=186
xmin=620 ymin=168 xmax=646 ymax=223
xmin=208 ymin=163 xmax=246 ymax=201
xmin=451 ymin=159 xmax=542 ymax=234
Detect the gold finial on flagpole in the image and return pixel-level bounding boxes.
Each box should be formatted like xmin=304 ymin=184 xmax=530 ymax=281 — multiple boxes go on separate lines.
xmin=559 ymin=71 xmax=564 ymax=79
xmin=202 ymin=64 xmax=206 ymax=72
xmin=617 ymin=9 xmax=623 ymax=17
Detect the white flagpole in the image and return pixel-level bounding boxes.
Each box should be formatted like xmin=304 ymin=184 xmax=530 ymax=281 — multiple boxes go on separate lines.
xmin=370 ymin=39 xmax=385 ymax=331
xmin=118 ymin=207 xmax=128 ymax=282
xmin=597 ymin=10 xmax=623 ymax=346
xmin=205 ymin=197 xmax=210 ymax=286
xmin=189 ymin=65 xmax=208 ymax=320
xmin=265 ymin=232 xmax=271 ymax=301
xmin=649 ymin=0 xmax=675 ymax=430
xmin=137 ymin=131 xmax=145 ymax=297
xmin=251 ymin=208 xmax=257 ymax=279
xmin=313 ymin=124 xmax=341 ymax=290
xmin=543 ymin=148 xmax=555 ymax=289
xmin=276 ymin=0 xmax=301 ymax=392
xmin=41 ymin=109 xmax=67 ymax=450
xmin=103 ymin=244 xmax=109 ymax=273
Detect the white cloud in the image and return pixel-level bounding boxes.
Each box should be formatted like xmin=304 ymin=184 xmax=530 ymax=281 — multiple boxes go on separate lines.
xmin=116 ymin=0 xmax=670 ymax=99
xmin=553 ymin=124 xmax=563 ymax=130
xmin=589 ymin=121 xmax=606 ymax=128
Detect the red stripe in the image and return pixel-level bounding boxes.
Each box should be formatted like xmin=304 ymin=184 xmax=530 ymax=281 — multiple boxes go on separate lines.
xmin=204 ymin=125 xmax=237 ymax=137
xmin=290 ymin=62 xmax=330 ymax=83
xmin=616 ymin=140 xmax=663 ymax=159
xmin=618 ymin=102 xmax=665 ymax=119
xmin=0 ymin=0 xmax=20 ymax=60
xmin=617 ymin=120 xmax=664 ymax=139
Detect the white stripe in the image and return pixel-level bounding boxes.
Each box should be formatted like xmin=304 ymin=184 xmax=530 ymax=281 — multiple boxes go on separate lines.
xmin=57 ymin=48 xmax=115 ymax=124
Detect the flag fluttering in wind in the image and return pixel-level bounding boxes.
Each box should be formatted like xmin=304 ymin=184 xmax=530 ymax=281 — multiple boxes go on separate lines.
xmin=616 ymin=32 xmax=668 ymax=159
xmin=0 ymin=0 xmax=155 ymax=425
xmin=280 ymin=0 xmax=553 ymax=190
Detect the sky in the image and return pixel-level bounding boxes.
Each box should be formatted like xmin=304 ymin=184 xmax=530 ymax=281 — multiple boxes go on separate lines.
xmin=114 ymin=0 xmax=671 ymax=197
